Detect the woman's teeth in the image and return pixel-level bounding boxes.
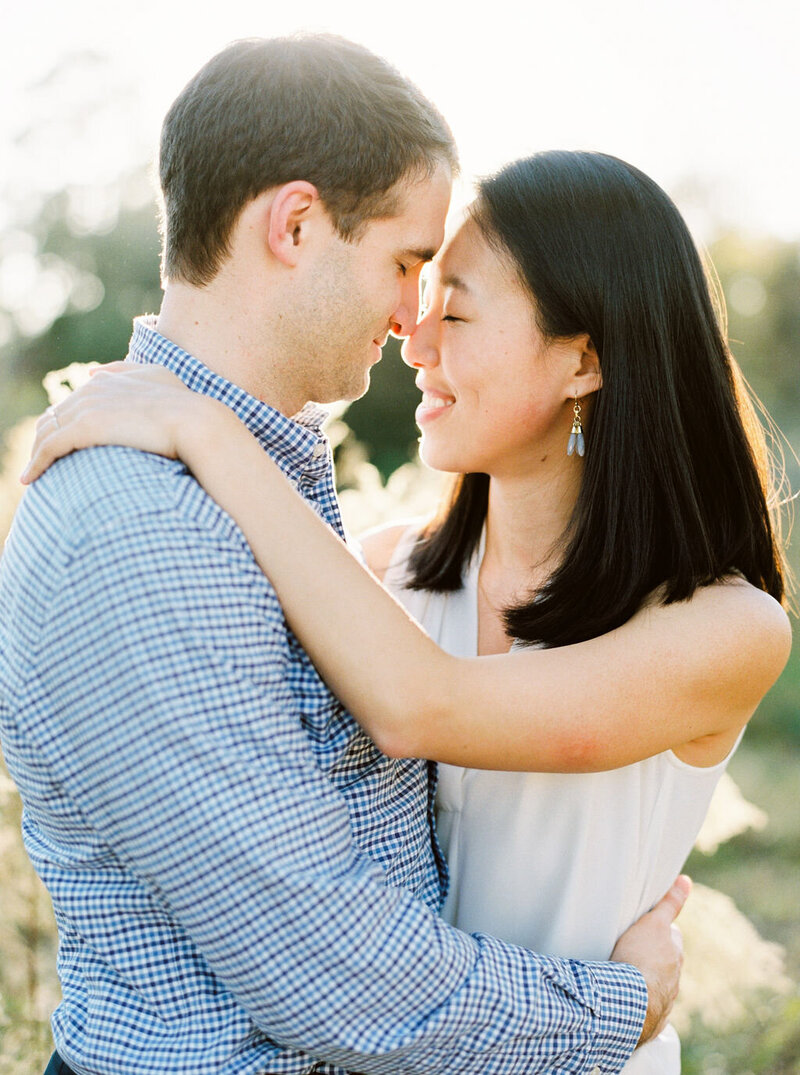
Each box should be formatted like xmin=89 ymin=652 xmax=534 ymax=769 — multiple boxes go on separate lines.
xmin=422 ymin=393 xmax=454 ymax=409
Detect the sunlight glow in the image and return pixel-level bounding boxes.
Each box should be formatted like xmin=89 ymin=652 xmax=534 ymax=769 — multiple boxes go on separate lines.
xmin=2 ymin=0 xmax=799 ymax=240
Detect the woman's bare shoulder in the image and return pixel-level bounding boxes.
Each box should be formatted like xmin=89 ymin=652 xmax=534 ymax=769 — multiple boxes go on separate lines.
xmin=640 ymin=576 xmax=792 ymax=701
xmin=359 ymin=520 xmax=424 ymax=581
xmin=692 ymin=577 xmax=790 ymax=647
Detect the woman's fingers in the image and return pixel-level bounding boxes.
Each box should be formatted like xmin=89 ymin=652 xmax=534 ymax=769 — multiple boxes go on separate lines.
xmin=22 ymin=395 xmax=106 ymax=483
xmin=25 ymin=408 xmax=65 ymax=478
xmin=22 ymin=412 xmax=83 ymax=484
xmin=20 ymin=363 xmax=195 ymax=484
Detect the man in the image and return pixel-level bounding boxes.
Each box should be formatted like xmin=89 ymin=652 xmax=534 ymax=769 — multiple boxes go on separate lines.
xmin=0 ymin=36 xmax=685 ymax=1075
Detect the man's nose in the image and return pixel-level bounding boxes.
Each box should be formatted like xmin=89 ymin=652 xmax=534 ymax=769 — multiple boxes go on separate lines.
xmin=390 ymin=273 xmax=423 ymax=339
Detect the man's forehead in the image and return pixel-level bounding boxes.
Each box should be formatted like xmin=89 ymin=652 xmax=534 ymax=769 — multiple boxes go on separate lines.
xmin=392 ymin=163 xmax=451 ymax=246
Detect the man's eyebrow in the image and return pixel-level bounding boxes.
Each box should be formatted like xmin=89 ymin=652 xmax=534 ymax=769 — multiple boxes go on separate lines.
xmin=402 ymin=247 xmax=438 ymax=264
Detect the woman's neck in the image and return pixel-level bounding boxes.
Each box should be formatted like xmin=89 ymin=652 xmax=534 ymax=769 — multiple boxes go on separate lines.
xmin=480 ymin=459 xmax=583 ymax=606
xmin=475 ymin=462 xmax=582 ymax=655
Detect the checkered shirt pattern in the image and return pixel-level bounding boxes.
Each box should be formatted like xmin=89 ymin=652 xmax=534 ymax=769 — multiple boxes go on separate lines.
xmin=0 ymin=317 xmax=647 ymax=1074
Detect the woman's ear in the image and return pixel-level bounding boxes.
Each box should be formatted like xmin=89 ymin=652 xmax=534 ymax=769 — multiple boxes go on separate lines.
xmin=266 ymin=181 xmax=321 ymax=267
xmin=571 ymin=335 xmax=602 ymax=397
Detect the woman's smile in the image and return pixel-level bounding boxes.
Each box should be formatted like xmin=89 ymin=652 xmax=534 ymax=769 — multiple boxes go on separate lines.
xmin=415 ymin=387 xmax=456 ymax=424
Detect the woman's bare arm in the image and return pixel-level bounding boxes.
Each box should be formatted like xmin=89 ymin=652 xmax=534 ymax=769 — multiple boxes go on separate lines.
xmin=24 ymin=365 xmax=793 ymax=772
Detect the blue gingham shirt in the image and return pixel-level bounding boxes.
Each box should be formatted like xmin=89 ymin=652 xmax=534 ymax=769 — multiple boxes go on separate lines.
xmin=0 ymin=318 xmax=647 ymax=1074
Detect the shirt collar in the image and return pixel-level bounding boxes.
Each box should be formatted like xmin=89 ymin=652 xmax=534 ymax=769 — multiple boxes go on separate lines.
xmin=127 ymin=316 xmax=331 ymax=483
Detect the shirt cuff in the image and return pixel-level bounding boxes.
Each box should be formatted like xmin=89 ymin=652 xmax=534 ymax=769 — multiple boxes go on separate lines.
xmin=581 ymin=960 xmax=648 ymax=1074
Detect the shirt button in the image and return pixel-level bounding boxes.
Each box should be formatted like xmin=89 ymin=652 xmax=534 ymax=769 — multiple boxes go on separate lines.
xmin=311 ymin=441 xmax=327 ymax=460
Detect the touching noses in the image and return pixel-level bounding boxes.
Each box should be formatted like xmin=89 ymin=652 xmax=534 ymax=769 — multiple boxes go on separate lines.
xmin=402 ymin=308 xmax=440 ymax=370
xmin=389 ymin=270 xmax=423 ymax=339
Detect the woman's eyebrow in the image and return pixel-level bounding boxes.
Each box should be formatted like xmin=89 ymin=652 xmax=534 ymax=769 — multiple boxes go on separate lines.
xmin=441 ymin=272 xmax=471 ymax=293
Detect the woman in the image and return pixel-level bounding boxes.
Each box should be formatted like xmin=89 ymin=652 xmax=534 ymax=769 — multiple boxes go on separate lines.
xmin=24 ymin=151 xmax=792 ymax=1072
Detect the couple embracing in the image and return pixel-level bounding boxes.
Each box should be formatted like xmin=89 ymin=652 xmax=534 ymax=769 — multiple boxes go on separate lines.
xmin=2 ymin=33 xmax=790 ymax=1075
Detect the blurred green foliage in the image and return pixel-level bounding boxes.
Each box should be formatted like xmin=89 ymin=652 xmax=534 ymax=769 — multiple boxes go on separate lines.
xmin=1 ymin=177 xmax=162 ymax=439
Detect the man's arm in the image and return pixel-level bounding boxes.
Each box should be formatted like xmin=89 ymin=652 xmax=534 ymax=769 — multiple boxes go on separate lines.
xmin=24 ymin=466 xmax=653 ymax=1074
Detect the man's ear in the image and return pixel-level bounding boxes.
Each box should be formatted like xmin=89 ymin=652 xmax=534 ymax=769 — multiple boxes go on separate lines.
xmin=570 ymin=335 xmax=603 ymax=397
xmin=266 ymin=181 xmax=321 ymax=267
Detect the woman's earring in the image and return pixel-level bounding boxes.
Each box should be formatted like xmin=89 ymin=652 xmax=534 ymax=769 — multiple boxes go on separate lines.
xmin=567 ymin=396 xmax=585 ymax=457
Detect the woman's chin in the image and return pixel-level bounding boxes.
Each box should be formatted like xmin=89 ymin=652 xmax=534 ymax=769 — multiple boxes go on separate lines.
xmin=418 ymin=438 xmax=471 ymax=475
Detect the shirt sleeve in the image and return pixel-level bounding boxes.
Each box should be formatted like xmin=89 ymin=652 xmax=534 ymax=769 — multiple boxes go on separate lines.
xmin=25 ymin=479 xmax=646 ymax=1075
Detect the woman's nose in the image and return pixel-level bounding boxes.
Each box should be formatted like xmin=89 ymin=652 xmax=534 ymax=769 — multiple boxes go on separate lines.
xmin=402 ymin=313 xmax=440 ymax=369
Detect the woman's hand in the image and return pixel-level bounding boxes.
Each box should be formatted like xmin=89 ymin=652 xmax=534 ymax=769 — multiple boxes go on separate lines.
xmin=20 ymin=362 xmax=220 ymax=483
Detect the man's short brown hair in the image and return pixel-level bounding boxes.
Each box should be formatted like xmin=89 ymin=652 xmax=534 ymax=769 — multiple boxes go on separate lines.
xmin=159 ymin=35 xmax=457 ymax=285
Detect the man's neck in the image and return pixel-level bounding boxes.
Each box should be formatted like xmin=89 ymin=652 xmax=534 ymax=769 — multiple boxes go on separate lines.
xmin=156 ymin=283 xmax=308 ymax=417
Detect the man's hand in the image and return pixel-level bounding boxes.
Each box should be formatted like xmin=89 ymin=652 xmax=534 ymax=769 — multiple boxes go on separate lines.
xmin=611 ymin=875 xmax=692 ymax=1045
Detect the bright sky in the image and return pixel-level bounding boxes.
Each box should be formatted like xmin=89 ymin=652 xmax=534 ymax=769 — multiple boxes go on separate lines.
xmin=2 ymin=0 xmax=799 ymax=240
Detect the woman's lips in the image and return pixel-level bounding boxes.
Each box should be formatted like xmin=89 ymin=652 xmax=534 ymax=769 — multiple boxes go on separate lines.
xmin=415 ymin=389 xmax=455 ymax=425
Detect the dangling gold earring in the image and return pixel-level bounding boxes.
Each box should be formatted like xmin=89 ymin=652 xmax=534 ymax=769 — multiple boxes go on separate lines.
xmin=567 ymin=395 xmax=585 ymax=457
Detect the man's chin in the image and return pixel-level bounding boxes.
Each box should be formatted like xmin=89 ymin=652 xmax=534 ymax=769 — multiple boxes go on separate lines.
xmin=313 ymin=372 xmax=371 ymax=408
xmin=340 ymin=368 xmax=373 ymax=404
xmin=348 ymin=371 xmax=372 ymax=403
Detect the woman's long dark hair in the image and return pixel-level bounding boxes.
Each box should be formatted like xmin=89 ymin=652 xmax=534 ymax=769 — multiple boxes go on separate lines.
xmin=407 ymin=151 xmax=786 ymax=647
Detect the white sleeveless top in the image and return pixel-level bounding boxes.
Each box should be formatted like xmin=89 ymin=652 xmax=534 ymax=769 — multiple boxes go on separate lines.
xmin=384 ymin=526 xmax=743 ymax=1074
